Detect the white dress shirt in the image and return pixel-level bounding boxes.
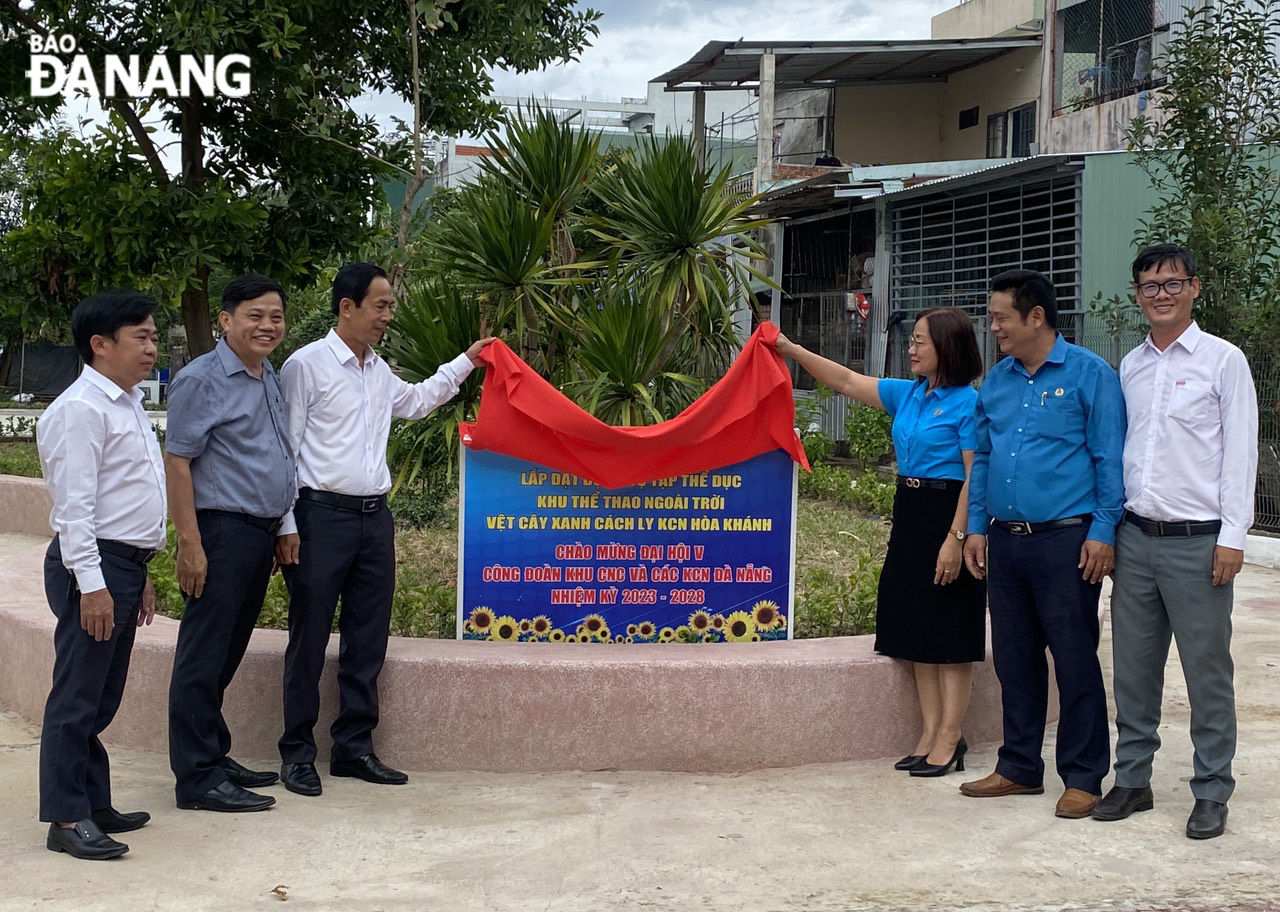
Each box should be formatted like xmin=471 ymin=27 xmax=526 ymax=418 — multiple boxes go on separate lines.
xmin=278 ymin=329 xmax=472 ymax=534
xmin=1119 ymin=322 xmax=1258 ymax=550
xmin=37 ymin=365 xmax=167 ymax=593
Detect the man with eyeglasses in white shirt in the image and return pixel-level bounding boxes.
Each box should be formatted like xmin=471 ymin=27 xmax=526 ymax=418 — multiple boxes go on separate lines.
xmin=272 ymin=263 xmax=493 ymax=796
xmin=36 ymin=291 xmax=167 ymax=860
xmin=1093 ymin=243 xmax=1258 ymax=840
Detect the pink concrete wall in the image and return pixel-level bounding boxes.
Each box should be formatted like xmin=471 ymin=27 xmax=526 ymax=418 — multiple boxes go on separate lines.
xmin=0 ymin=475 xmax=52 ymax=537
xmin=0 ymin=473 xmax=1020 ymax=772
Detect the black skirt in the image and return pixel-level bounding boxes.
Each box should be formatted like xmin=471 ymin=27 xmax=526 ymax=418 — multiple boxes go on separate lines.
xmin=874 ymin=479 xmax=986 ymax=664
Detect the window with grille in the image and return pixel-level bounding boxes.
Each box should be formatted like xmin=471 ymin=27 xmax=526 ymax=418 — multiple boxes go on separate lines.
xmin=888 ymin=171 xmax=1083 ymax=374
xmin=1010 ymin=103 xmax=1037 ymax=157
xmin=986 ymin=113 xmax=1007 ymax=158
xmin=986 ymin=103 xmax=1037 ymax=158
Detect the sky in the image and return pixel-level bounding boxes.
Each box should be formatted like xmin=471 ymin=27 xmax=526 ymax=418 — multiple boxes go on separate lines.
xmin=484 ymin=0 xmax=964 ymax=103
xmin=50 ymin=0 xmax=964 ymax=159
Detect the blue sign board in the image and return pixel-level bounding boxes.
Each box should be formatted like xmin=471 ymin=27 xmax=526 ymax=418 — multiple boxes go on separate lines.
xmin=458 ymin=449 xmax=798 ymax=643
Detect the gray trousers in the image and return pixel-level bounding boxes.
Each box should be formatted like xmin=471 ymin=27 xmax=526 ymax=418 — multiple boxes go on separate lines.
xmin=1110 ymin=521 xmax=1236 ymax=802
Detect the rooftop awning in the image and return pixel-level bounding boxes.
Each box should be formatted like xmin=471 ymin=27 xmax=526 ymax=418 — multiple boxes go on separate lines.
xmin=653 ymin=36 xmax=1043 ymax=90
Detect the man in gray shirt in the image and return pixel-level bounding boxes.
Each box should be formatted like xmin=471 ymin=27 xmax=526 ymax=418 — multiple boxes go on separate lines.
xmin=165 ymin=274 xmax=295 ymax=813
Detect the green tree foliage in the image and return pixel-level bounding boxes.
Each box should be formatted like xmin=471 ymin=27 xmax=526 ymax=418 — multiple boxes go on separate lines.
xmin=383 ymin=108 xmax=771 ymax=491
xmin=0 ymin=0 xmax=600 ymax=355
xmin=1129 ymin=0 xmax=1280 ymax=350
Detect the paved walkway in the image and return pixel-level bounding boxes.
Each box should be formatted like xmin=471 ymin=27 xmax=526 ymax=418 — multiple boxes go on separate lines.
xmin=2 ymin=561 xmax=1279 ymax=911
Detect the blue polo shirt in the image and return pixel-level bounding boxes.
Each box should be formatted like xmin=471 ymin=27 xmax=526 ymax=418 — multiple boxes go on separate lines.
xmin=966 ymin=334 xmax=1126 ymax=545
xmin=165 ymin=338 xmax=296 ymax=519
xmin=878 ymin=377 xmax=978 ymax=481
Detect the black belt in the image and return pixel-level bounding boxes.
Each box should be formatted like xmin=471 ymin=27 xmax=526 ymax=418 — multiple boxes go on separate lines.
xmin=897 ymin=476 xmax=959 ymax=490
xmin=97 ymin=539 xmax=158 ymax=565
xmin=299 ymin=487 xmax=387 ymax=513
xmin=199 ymin=509 xmax=284 ymax=536
xmin=1124 ymin=511 xmax=1221 ymax=537
xmin=991 ymin=515 xmax=1091 ymax=536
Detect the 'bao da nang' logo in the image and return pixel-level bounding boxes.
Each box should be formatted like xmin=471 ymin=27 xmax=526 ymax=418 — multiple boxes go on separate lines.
xmin=27 ymin=35 xmax=251 ymax=98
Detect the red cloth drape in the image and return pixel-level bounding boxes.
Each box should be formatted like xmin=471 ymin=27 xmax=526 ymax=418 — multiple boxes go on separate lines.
xmin=459 ymin=321 xmax=810 ymax=489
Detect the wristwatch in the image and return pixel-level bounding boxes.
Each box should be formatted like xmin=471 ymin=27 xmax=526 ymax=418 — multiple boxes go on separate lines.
xmin=950 ymin=528 xmax=966 ymax=541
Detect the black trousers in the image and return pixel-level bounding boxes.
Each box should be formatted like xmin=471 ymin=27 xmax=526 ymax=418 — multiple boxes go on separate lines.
xmin=986 ymin=523 xmax=1111 ymax=793
xmin=278 ymin=497 xmax=395 ymax=764
xmin=168 ymin=512 xmax=275 ymax=801
xmin=39 ymin=538 xmax=147 ymax=823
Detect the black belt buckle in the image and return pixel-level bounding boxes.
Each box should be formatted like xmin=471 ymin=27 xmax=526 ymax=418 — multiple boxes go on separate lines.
xmin=1005 ymin=521 xmax=1032 ymax=535
xmin=362 ymin=497 xmax=381 ymax=513
xmin=905 ymin=477 xmax=921 ymax=488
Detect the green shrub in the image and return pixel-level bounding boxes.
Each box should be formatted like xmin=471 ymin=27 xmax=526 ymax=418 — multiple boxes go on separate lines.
xmin=390 ymin=487 xmax=450 ymax=530
xmin=845 ymin=403 xmax=893 ymax=468
xmin=792 ymin=550 xmax=881 ymax=638
xmin=147 ymin=526 xmax=185 ymax=619
xmin=389 ymin=582 xmax=456 ymax=638
xmin=797 ymin=464 xmax=895 ymax=518
xmin=848 ymin=470 xmax=895 ymax=516
xmin=794 ymin=384 xmax=834 ymax=465
xmin=0 ymin=440 xmax=41 ymax=477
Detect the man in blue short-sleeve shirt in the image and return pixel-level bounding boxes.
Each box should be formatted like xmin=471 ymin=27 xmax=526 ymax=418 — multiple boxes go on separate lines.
xmin=164 ymin=274 xmax=295 ymax=814
xmin=960 ymin=269 xmax=1126 ymax=820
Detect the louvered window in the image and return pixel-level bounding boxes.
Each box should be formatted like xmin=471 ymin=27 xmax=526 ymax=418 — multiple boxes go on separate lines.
xmin=888 ymin=172 xmax=1083 ymax=374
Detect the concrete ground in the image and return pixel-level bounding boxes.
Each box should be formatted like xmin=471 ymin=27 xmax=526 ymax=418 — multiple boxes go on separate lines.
xmin=2 ymin=542 xmax=1279 ymax=912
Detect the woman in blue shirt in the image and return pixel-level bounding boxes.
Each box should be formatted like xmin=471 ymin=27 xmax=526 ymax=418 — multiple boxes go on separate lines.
xmin=774 ymin=308 xmax=985 ymax=777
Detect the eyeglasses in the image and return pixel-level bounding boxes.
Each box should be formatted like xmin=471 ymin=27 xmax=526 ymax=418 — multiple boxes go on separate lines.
xmin=1135 ymin=277 xmax=1193 ymax=298
xmin=908 ymin=335 xmax=931 ymax=347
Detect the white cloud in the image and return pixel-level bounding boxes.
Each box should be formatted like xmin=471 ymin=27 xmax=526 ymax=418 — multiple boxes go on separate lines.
xmin=490 ymin=0 xmax=962 ymax=103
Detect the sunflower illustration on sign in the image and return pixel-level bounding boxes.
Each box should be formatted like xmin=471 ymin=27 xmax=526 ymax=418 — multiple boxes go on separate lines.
xmin=724 ymin=610 xmax=756 ymax=642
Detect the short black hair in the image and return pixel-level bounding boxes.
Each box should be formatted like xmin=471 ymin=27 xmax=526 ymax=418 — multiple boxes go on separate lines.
xmin=918 ymin=307 xmax=984 ymax=387
xmin=989 ymin=269 xmax=1058 ymax=325
xmin=71 ymin=291 xmax=157 ymax=365
xmin=1131 ymin=243 xmax=1197 ymax=282
xmin=331 ymin=263 xmax=389 ymax=316
xmin=222 ymin=273 xmax=287 ymax=313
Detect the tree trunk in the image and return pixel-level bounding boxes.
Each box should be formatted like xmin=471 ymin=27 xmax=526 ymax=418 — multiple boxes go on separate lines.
xmin=0 ymin=331 xmax=18 ymax=387
xmin=182 ymin=268 xmax=215 ymax=358
xmin=179 ymin=97 xmax=215 ymax=357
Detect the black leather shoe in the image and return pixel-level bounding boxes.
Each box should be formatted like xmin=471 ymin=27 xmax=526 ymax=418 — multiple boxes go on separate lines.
xmin=91 ymin=806 xmax=151 ymax=833
xmin=330 ymin=753 xmax=408 ymax=785
xmin=1091 ymin=785 xmax=1154 ymax=821
xmin=893 ymin=754 xmax=926 ymax=771
xmin=1186 ymin=798 xmax=1228 ymax=839
xmin=281 ymin=762 xmax=322 ymax=796
xmin=176 ymin=780 xmax=275 ymax=812
xmin=222 ymin=756 xmax=279 ymax=789
xmin=46 ymin=820 xmax=129 ymax=860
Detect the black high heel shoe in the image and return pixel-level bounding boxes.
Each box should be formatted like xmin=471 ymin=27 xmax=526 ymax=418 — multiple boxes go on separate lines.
xmin=893 ymin=754 xmax=927 ymax=771
xmin=909 ymin=737 xmax=967 ymax=777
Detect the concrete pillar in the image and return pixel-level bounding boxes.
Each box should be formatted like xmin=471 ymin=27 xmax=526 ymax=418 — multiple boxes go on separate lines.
xmin=692 ymin=88 xmax=706 ymax=169
xmin=769 ymin=224 xmax=785 ymax=325
xmin=755 ymin=51 xmax=776 ymax=193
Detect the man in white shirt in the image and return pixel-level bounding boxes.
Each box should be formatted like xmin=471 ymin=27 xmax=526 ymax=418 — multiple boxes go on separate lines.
xmin=1093 ymin=243 xmax=1258 ymax=840
xmin=36 ymin=291 xmax=167 ymax=860
xmin=273 ymin=263 xmax=492 ymax=796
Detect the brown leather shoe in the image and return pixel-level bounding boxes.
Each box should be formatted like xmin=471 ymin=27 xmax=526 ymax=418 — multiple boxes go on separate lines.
xmin=1055 ymin=788 xmax=1100 ymax=818
xmin=959 ymin=772 xmax=1045 ymax=798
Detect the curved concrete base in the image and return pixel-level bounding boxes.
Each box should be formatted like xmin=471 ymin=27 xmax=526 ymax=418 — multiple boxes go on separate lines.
xmin=0 ymin=473 xmax=1012 ymax=772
